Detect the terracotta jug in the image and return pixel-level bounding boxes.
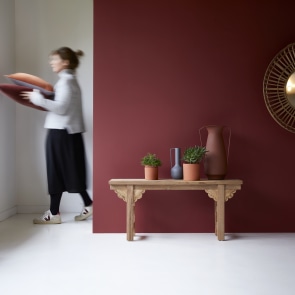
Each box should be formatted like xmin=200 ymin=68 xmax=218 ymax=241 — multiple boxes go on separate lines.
xmin=199 ymin=125 xmax=231 ymax=180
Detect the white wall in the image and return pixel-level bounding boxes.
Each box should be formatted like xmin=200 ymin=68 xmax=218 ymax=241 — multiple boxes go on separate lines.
xmin=0 ymin=0 xmax=17 ymax=221
xmin=14 ymin=0 xmax=93 ymax=213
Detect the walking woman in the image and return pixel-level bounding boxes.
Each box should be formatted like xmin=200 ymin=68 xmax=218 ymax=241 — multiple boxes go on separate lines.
xmin=21 ymin=47 xmax=92 ymax=224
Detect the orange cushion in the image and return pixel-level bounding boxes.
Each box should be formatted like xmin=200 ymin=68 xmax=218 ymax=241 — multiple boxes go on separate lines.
xmin=5 ymin=73 xmax=54 ymax=93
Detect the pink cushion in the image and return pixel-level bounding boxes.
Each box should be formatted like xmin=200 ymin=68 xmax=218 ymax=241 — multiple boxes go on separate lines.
xmin=0 ymin=84 xmax=53 ymax=111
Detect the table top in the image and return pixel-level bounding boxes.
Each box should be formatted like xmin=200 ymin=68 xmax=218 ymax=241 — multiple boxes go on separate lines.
xmin=109 ymin=178 xmax=243 ymax=185
xmin=109 ymin=179 xmax=243 ymax=187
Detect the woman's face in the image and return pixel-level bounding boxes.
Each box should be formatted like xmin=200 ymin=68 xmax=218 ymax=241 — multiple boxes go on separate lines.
xmin=49 ymin=54 xmax=69 ymax=73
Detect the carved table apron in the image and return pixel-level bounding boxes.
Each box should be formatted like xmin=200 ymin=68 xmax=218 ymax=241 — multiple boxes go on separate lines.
xmin=109 ymin=179 xmax=243 ymax=241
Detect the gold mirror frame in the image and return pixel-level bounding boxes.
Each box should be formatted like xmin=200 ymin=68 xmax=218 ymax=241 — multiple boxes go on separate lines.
xmin=263 ymin=43 xmax=295 ymax=133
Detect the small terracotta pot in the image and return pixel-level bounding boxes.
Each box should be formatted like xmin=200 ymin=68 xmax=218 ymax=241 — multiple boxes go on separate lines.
xmin=144 ymin=166 xmax=158 ymax=180
xmin=183 ymin=163 xmax=200 ymax=181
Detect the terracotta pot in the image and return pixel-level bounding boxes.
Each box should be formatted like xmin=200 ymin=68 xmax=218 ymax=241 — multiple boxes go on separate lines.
xmin=183 ymin=163 xmax=200 ymax=181
xmin=200 ymin=125 xmax=230 ymax=180
xmin=144 ymin=166 xmax=158 ymax=180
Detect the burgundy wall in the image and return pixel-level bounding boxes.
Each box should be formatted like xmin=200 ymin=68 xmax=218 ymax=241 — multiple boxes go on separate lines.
xmin=93 ymin=0 xmax=295 ymax=233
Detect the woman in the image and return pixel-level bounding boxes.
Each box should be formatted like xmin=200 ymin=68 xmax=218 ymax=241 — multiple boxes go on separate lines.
xmin=21 ymin=47 xmax=92 ymax=224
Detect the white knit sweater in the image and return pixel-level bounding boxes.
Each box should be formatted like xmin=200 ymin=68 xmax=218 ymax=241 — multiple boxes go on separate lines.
xmin=30 ymin=69 xmax=85 ymax=134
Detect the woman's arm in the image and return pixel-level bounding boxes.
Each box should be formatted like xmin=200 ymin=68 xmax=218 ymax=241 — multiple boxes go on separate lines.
xmin=30 ymin=78 xmax=73 ymax=114
xmin=21 ymin=77 xmax=74 ymax=114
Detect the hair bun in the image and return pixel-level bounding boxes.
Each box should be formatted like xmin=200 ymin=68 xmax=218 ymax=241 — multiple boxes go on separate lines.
xmin=76 ymin=50 xmax=84 ymax=57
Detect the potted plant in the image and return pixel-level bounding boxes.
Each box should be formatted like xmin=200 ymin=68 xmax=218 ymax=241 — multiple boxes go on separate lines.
xmin=182 ymin=146 xmax=207 ymax=181
xmin=141 ymin=153 xmax=162 ymax=180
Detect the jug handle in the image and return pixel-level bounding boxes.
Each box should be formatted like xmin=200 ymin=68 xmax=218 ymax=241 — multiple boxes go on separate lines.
xmin=224 ymin=126 xmax=231 ymax=164
xmin=199 ymin=126 xmax=205 ymax=147
xmin=198 ymin=126 xmax=231 ymax=164
xmin=170 ymin=148 xmax=174 ymax=168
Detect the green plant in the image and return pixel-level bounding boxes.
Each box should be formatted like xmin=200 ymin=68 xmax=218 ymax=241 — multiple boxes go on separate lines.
xmin=141 ymin=153 xmax=162 ymax=167
xmin=182 ymin=146 xmax=207 ymax=164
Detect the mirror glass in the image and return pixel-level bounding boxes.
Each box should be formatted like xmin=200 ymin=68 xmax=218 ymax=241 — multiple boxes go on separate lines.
xmin=286 ymin=73 xmax=295 ymax=108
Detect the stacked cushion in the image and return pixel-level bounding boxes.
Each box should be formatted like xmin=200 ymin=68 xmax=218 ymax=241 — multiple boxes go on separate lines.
xmin=0 ymin=73 xmax=54 ymax=111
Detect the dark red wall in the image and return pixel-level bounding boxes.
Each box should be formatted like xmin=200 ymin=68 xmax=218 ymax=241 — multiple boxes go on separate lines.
xmin=93 ymin=0 xmax=295 ymax=233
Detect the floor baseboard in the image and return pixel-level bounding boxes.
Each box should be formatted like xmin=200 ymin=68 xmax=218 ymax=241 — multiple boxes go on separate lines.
xmin=17 ymin=205 xmax=49 ymax=214
xmin=16 ymin=205 xmax=81 ymax=214
xmin=0 ymin=206 xmax=17 ymax=222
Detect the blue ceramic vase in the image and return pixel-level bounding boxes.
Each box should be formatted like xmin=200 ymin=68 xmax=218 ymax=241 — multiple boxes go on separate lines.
xmin=170 ymin=148 xmax=183 ymax=179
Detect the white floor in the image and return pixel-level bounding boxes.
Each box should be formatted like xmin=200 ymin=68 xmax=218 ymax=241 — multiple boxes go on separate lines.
xmin=0 ymin=214 xmax=294 ymax=295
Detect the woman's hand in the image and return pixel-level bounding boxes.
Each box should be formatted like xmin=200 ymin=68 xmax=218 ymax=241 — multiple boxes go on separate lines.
xmin=20 ymin=91 xmax=32 ymax=100
xmin=20 ymin=89 xmax=40 ymax=100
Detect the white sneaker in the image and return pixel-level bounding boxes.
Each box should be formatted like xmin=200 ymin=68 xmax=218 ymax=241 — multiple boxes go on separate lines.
xmin=75 ymin=205 xmax=93 ymax=221
xmin=33 ymin=210 xmax=61 ymax=224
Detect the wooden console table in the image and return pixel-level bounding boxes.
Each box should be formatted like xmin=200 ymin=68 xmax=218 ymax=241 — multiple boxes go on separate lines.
xmin=109 ymin=179 xmax=243 ymax=241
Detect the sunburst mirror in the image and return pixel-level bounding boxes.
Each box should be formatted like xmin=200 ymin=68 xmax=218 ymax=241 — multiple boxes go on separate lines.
xmin=263 ymin=43 xmax=295 ymax=133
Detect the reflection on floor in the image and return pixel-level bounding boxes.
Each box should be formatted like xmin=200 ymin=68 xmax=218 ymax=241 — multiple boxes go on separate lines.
xmin=0 ymin=214 xmax=294 ymax=295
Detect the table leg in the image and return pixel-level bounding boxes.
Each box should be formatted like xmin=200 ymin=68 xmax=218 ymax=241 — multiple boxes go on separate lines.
xmin=214 ymin=201 xmax=217 ymax=236
xmin=216 ymin=184 xmax=225 ymax=241
xmin=126 ymin=185 xmax=135 ymax=241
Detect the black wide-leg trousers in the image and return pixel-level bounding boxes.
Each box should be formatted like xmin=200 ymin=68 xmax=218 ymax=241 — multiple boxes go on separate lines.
xmin=46 ymin=129 xmax=87 ymax=194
